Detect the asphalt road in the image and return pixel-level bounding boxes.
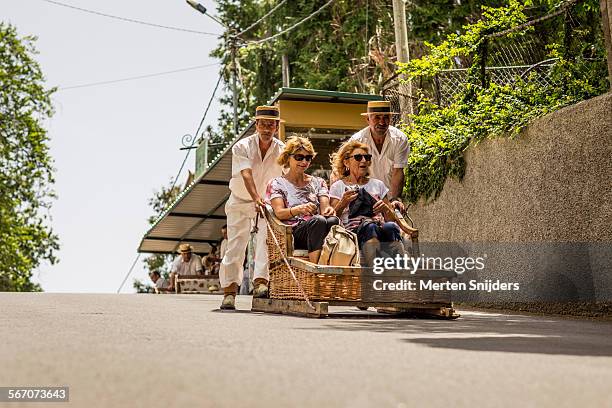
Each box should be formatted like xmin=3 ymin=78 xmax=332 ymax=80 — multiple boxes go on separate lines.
xmin=1 ymin=293 xmax=611 ymax=408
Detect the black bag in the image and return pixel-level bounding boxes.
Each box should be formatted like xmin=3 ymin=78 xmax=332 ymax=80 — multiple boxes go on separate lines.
xmin=348 ymin=187 xmax=377 ymax=219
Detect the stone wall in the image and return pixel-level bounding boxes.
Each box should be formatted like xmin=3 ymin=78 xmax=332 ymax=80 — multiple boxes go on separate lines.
xmin=407 ymin=92 xmax=612 ymax=301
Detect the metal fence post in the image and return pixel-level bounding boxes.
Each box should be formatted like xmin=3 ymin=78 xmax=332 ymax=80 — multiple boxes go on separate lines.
xmin=479 ymin=38 xmax=489 ymax=88
xmin=434 ymin=74 xmax=442 ymax=106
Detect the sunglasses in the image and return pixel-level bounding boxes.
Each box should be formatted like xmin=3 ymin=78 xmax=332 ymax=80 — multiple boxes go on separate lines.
xmin=348 ymin=154 xmax=372 ymax=162
xmin=291 ymin=154 xmax=314 ymax=162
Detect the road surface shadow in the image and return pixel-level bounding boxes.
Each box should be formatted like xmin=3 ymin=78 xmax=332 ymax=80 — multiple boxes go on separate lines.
xmin=298 ymin=311 xmax=612 ymax=356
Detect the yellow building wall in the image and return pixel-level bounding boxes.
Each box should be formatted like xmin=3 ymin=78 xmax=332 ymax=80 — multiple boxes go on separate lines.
xmin=277 ymin=100 xmax=367 ymax=141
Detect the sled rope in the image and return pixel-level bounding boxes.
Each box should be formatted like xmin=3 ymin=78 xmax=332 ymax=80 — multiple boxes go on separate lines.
xmin=256 ymin=208 xmax=315 ymax=311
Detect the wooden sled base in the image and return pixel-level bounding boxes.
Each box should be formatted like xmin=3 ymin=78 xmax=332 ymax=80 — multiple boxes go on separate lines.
xmin=251 ymin=298 xmax=329 ymax=317
xmin=251 ymin=298 xmax=460 ymax=319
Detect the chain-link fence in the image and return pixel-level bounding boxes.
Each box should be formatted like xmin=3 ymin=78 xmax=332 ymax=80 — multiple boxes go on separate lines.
xmin=383 ymin=0 xmax=607 ymax=110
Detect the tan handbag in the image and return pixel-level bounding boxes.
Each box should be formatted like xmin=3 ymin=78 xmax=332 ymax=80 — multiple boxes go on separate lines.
xmin=318 ymin=225 xmax=360 ymax=266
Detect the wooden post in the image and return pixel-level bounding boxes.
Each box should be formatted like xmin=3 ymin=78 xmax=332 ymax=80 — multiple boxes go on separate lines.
xmin=281 ymin=53 xmax=290 ymax=88
xmin=563 ymin=8 xmax=574 ymax=61
xmin=601 ymin=0 xmax=612 ymax=90
xmin=433 ymin=74 xmax=442 ymax=106
xmin=278 ymin=121 xmax=286 ymax=142
xmin=479 ymin=38 xmax=488 ymax=88
xmin=231 ymin=41 xmax=239 ymax=137
xmin=392 ymin=0 xmax=414 ymax=122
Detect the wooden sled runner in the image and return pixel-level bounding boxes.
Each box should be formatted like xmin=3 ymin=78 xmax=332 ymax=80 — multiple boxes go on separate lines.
xmin=252 ymin=208 xmax=459 ymax=319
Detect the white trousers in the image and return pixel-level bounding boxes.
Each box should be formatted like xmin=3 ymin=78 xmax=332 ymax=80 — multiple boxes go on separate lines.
xmin=219 ymin=195 xmax=269 ymax=289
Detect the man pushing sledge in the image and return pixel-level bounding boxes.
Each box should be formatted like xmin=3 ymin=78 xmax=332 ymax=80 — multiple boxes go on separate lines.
xmin=219 ymin=106 xmax=285 ymax=310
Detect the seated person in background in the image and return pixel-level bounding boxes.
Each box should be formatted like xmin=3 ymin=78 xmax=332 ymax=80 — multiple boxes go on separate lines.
xmin=329 ymin=140 xmax=404 ymax=266
xmin=202 ymin=245 xmax=220 ymax=275
xmin=239 ymin=258 xmax=252 ymax=295
xmin=149 ymin=271 xmax=169 ymax=292
xmin=168 ymin=243 xmax=203 ymax=290
xmin=266 ymin=136 xmax=338 ymax=263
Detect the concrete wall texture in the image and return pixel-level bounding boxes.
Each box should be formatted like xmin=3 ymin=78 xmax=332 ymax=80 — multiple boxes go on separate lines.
xmin=407 ymin=92 xmax=612 ymax=301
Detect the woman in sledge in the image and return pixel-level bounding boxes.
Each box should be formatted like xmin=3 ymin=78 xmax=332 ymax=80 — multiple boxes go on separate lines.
xmin=266 ymin=136 xmax=338 ymax=263
xmin=329 ymin=140 xmax=404 ymax=266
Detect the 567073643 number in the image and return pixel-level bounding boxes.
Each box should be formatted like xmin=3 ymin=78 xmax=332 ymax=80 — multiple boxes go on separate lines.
xmin=1 ymin=387 xmax=69 ymax=402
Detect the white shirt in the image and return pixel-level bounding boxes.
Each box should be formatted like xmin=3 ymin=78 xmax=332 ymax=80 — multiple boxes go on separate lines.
xmin=171 ymin=254 xmax=203 ymax=276
xmin=329 ymin=178 xmax=389 ymax=226
xmin=350 ymin=126 xmax=410 ymax=190
xmin=229 ymin=133 xmax=285 ymax=201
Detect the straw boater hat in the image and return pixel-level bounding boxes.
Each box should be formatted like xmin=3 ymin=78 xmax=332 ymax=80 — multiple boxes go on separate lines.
xmin=360 ymin=100 xmax=400 ymax=116
xmin=254 ymin=105 xmax=284 ymax=122
xmin=177 ymin=243 xmax=193 ymax=254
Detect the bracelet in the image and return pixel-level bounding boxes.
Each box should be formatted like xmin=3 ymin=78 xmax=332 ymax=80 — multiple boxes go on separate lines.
xmin=289 ymin=207 xmax=294 ymax=216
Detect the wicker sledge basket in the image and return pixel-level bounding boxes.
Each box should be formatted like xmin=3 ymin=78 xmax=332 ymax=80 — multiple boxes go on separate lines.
xmin=263 ymin=207 xmax=455 ymax=305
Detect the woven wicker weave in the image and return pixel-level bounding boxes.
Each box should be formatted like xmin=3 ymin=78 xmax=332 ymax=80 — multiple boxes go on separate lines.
xmin=263 ymin=208 xmax=453 ymax=304
xmin=264 ymin=208 xmax=362 ymax=301
xmin=265 ymin=209 xmax=291 ymax=269
xmin=269 ymin=258 xmax=363 ymax=301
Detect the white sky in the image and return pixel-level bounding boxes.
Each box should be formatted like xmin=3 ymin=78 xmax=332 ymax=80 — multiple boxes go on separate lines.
xmin=4 ymin=0 xmax=225 ymax=293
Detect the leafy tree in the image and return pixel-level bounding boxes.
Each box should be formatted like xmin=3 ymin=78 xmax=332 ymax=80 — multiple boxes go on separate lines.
xmin=211 ymin=0 xmax=397 ymax=145
xmin=135 ymin=179 xmax=182 ymax=291
xmin=0 ymin=23 xmax=59 ymax=292
xmin=209 ymin=0 xmax=516 ymax=145
xmin=133 ymin=278 xmax=155 ymax=294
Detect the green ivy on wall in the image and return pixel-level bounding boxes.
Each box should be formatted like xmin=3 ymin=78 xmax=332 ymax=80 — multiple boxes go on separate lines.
xmin=397 ymin=0 xmax=609 ymax=204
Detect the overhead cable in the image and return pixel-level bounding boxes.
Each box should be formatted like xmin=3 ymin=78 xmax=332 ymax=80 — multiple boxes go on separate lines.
xmin=116 ymin=253 xmax=141 ymax=293
xmin=57 ymin=63 xmax=219 ymax=91
xmin=116 ymin=74 xmax=221 ymax=294
xmin=234 ymin=0 xmax=288 ymax=38
xmin=40 ymin=0 xmax=221 ymax=36
xmin=170 ymin=74 xmax=223 ymax=192
xmin=244 ymin=0 xmax=335 ymax=45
